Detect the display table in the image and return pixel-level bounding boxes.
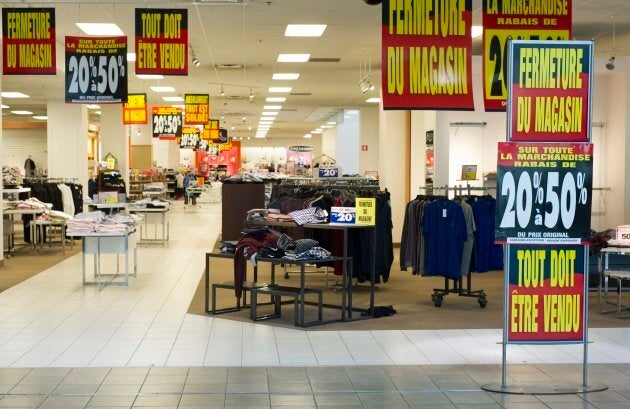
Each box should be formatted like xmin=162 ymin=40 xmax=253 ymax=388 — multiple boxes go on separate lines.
xmin=71 ymin=229 xmax=138 ymax=290
xmin=2 ymin=187 xmax=31 ymax=198
xmin=142 ymin=189 xmax=166 ymax=199
xmin=184 ymin=186 xmax=207 ymax=211
xmin=4 ymin=208 xmax=46 ymax=255
xmin=128 ymin=207 xmax=170 ymax=246
xmin=88 ymin=202 xmax=127 ymax=214
xmin=30 ymin=219 xmax=72 ymax=254
xmin=599 ymin=246 xmax=630 ymax=315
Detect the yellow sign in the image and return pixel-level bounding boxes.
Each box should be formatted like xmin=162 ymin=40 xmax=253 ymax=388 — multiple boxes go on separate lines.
xmin=355 ymin=198 xmax=376 ymax=226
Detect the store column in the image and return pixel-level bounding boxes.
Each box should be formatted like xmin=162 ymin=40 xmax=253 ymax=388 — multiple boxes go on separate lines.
xmin=100 ymin=104 xmax=129 ymax=190
xmin=0 ymin=91 xmax=3 ymax=263
xmin=47 ymin=100 xmax=89 ymax=194
xmin=336 ymin=109 xmax=360 ymax=175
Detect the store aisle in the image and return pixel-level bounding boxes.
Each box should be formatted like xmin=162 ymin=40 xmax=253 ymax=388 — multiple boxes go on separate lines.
xmin=0 ymin=203 xmax=630 ymax=368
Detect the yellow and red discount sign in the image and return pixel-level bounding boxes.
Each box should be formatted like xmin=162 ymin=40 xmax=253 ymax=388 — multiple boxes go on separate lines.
xmin=482 ymin=0 xmax=572 ymax=111
xmin=2 ymin=8 xmax=56 ymax=75
xmin=123 ymin=93 xmax=148 ymax=124
xmin=184 ymin=94 xmax=209 ymax=125
xmin=381 ymin=0 xmax=474 ymax=110
xmin=135 ymin=9 xmax=187 ymax=75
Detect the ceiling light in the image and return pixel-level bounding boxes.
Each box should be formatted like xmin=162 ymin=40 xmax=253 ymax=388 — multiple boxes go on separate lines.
xmin=94 ymin=111 xmax=101 ymax=115
xmin=249 ymin=88 xmax=254 ymax=102
xmin=268 ymin=87 xmax=292 ymax=93
xmin=606 ymin=56 xmax=616 ymax=70
xmin=327 ymin=121 xmax=336 ymax=125
xmin=262 ymin=111 xmax=279 ymax=116
xmin=266 ymin=97 xmax=287 ymax=102
xmin=321 ymin=125 xmax=333 ymax=129
xmin=311 ymin=130 xmax=323 ymax=134
xmin=231 ymin=126 xmax=235 ymax=130
xmin=192 ymin=56 xmax=200 ymax=66
xmin=76 ymin=23 xmax=124 ymax=36
xmin=33 ymin=115 xmax=48 ymax=120
xmin=127 ymin=53 xmax=136 ymax=62
xmin=86 ymin=104 xmax=101 ymax=109
xmin=136 ymin=74 xmax=164 ymax=80
xmin=263 ymin=105 xmax=282 ymax=110
xmin=255 ymin=135 xmax=266 ymax=139
xmin=171 ymin=105 xmax=185 ymax=109
xmin=285 ymin=24 xmax=327 ymax=37
xmin=1 ymin=105 xmax=9 ymax=109
xmin=259 ymin=121 xmax=274 ymax=125
xmin=1 ymin=92 xmax=29 ymax=98
xmin=151 ymin=86 xmax=175 ymax=93
xmin=471 ymin=25 xmax=483 ymax=38
xmin=163 ymin=96 xmax=184 ymax=102
xmin=277 ymin=54 xmax=310 ymax=63
xmin=366 ymin=97 xmax=381 ymax=103
xmin=11 ymin=110 xmax=33 ymax=115
xmin=261 ymin=117 xmax=276 ymax=122
xmin=273 ymin=73 xmax=300 ymax=80
xmin=248 ymin=126 xmax=252 ymax=131
xmin=220 ymin=85 xmax=225 ymax=97
xmin=303 ymin=133 xmax=312 ymax=139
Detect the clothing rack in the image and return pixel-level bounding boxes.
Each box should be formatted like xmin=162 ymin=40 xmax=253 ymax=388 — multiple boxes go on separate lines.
xmin=280 ymin=177 xmax=380 ymax=187
xmin=25 ymin=177 xmax=79 ymax=183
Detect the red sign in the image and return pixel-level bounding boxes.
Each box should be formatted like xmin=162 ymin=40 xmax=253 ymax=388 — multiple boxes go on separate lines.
xmin=2 ymin=8 xmax=56 ymax=75
xmin=482 ymin=0 xmax=572 ymax=111
xmin=361 ymin=145 xmax=368 ymax=152
xmin=135 ymin=9 xmax=188 ymax=75
xmin=123 ymin=93 xmax=148 ymax=124
xmin=381 ymin=0 xmax=474 ymax=110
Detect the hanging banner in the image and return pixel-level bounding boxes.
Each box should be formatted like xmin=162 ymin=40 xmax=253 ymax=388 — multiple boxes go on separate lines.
xmin=203 ymin=119 xmax=220 ymax=141
xmin=2 ymin=8 xmax=56 ymax=75
xmin=180 ymin=127 xmax=200 ymax=149
xmin=506 ymin=244 xmax=586 ymax=343
xmin=482 ymin=0 xmax=572 ymax=111
xmin=508 ymin=40 xmax=592 ymax=142
xmin=381 ymin=0 xmax=474 ymax=110
xmin=217 ymin=128 xmax=228 ymax=144
xmin=184 ymin=94 xmax=209 ymax=125
xmin=135 ymin=8 xmax=188 ymax=75
xmin=495 ymin=142 xmax=593 ymax=245
xmin=197 ymin=139 xmax=210 ymax=152
xmin=64 ymin=36 xmax=128 ymax=103
xmin=123 ymin=93 xmax=148 ymax=124
xmin=152 ymin=106 xmax=182 ymax=140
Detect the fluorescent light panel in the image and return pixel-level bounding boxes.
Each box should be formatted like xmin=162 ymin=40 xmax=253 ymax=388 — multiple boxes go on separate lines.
xmin=33 ymin=115 xmax=48 ymax=120
xmin=303 ymin=133 xmax=312 ymax=138
xmin=263 ymin=105 xmax=282 ymax=110
xmin=76 ymin=23 xmax=124 ymax=36
xmin=127 ymin=53 xmax=136 ymax=62
xmin=11 ymin=110 xmax=33 ymax=115
xmin=163 ymin=96 xmax=184 ymax=102
xmin=327 ymin=121 xmax=336 ymax=125
xmin=472 ymin=25 xmax=483 ymax=38
xmin=1 ymin=105 xmax=9 ymax=109
xmin=86 ymin=104 xmax=101 ymax=109
xmin=1 ymin=92 xmax=29 ymax=98
xmin=136 ymin=74 xmax=164 ymax=80
xmin=262 ymin=111 xmax=279 ymax=116
xmin=285 ymin=24 xmax=327 ymax=37
xmin=268 ymin=87 xmax=292 ymax=93
xmin=266 ymin=97 xmax=286 ymax=102
xmin=272 ymin=73 xmax=300 ymax=80
xmin=366 ymin=97 xmax=380 ymax=103
xmin=259 ymin=121 xmax=274 ymax=125
xmin=151 ymin=86 xmax=175 ymax=92
xmin=277 ymin=54 xmax=310 ymax=63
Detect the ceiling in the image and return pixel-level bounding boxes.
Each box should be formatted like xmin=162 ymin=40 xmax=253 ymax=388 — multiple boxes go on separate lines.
xmin=1 ymin=0 xmax=629 ymax=140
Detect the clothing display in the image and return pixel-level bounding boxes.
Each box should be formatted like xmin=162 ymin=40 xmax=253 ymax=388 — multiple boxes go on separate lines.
xmin=24 ymin=157 xmax=36 ymax=178
xmin=467 ymin=196 xmax=503 ymax=273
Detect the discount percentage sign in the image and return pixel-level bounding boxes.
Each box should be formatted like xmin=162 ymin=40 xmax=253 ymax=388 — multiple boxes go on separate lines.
xmin=533 ymin=171 xmax=544 ymax=204
xmin=118 ymin=55 xmax=125 ymax=77
xmin=577 ymin=172 xmax=588 ymax=204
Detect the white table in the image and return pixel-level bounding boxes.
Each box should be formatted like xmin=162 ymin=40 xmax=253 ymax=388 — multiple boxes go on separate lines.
xmin=598 ymin=246 xmax=630 ymax=315
xmin=4 ymin=208 xmax=46 ymax=255
xmin=88 ymin=202 xmax=127 ymax=214
xmin=2 ymin=187 xmax=31 ymax=199
xmin=70 ymin=229 xmax=138 ymax=290
xmin=142 ymin=190 xmax=166 ymax=199
xmin=30 ymin=219 xmax=72 ymax=254
xmin=127 ymin=207 xmax=170 ymax=246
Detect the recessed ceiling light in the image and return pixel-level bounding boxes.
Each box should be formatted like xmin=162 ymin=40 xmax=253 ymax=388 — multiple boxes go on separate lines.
xmin=326 ymin=121 xmax=336 ymax=125
xmin=1 ymin=92 xmax=29 ymax=98
xmin=11 ymin=110 xmax=33 ymax=115
xmin=262 ymin=111 xmax=279 ymax=116
xmin=263 ymin=105 xmax=282 ymax=110
xmin=255 ymin=135 xmax=266 ymax=139
xmin=321 ymin=125 xmax=333 ymax=129
xmin=285 ymin=24 xmax=327 ymax=37
xmin=472 ymin=25 xmax=483 ymax=38
xmin=86 ymin=104 xmax=101 ymax=109
xmin=151 ymin=86 xmax=176 ymax=93
xmin=266 ymin=97 xmax=287 ymax=102
xmin=273 ymin=73 xmax=300 ymax=80
xmin=127 ymin=53 xmax=136 ymax=62
xmin=1 ymin=105 xmax=9 ymax=109
xmin=163 ymin=96 xmax=184 ymax=102
xmin=136 ymin=74 xmax=164 ymax=80
xmin=303 ymin=133 xmax=312 ymax=139
xmin=366 ymin=97 xmax=380 ymax=103
xmin=268 ymin=87 xmax=292 ymax=93
xmin=261 ymin=117 xmax=276 ymax=122
xmin=277 ymin=54 xmax=310 ymax=63
xmin=94 ymin=111 xmax=101 ymax=115
xmin=33 ymin=115 xmax=48 ymax=120
xmin=259 ymin=121 xmax=274 ymax=125
xmin=76 ymin=23 xmax=124 ymax=36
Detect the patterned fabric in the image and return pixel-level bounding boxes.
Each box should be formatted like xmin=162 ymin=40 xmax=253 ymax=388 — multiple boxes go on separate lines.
xmin=283 ymin=246 xmax=332 ymax=261
xmin=288 ymin=239 xmax=319 ymax=253
xmin=287 ymin=207 xmax=328 ymax=226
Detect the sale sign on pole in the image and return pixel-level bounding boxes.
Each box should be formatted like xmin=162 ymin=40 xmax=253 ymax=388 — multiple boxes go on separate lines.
xmin=184 ymin=94 xmax=209 ymax=125
xmin=2 ymin=8 xmax=56 ymax=75
xmin=381 ymin=0 xmax=474 ymax=110
xmin=65 ymin=36 xmax=128 ymax=103
xmin=152 ymin=106 xmax=182 ymax=140
xmin=123 ymin=93 xmax=148 ymax=124
xmin=135 ymin=9 xmax=188 ymax=76
xmin=508 ymin=41 xmax=592 ymax=142
xmin=506 ymin=244 xmax=586 ymax=343
xmin=482 ymin=0 xmax=572 ymax=111
xmin=495 ymin=142 xmax=593 ymax=245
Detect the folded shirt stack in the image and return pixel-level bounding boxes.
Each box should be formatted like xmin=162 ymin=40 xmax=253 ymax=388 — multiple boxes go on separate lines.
xmin=283 ymin=247 xmax=332 ymax=261
xmin=287 ymin=207 xmax=328 ymax=226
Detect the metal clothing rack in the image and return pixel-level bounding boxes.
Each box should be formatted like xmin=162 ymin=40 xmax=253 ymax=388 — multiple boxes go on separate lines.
xmin=416 ymin=185 xmax=489 ymax=308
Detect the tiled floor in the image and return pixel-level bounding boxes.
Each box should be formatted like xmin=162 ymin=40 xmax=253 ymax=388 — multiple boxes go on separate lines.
xmin=2 ymin=203 xmax=630 ymax=407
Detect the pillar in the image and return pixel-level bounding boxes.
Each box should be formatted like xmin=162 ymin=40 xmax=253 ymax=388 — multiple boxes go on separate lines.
xmin=336 ymin=109 xmax=360 ymax=175
xmin=100 ymin=104 xmax=129 ymax=189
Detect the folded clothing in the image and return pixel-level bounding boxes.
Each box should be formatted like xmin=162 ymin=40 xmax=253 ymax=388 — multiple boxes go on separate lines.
xmin=283 ymin=246 xmax=331 ymax=261
xmin=288 ymin=207 xmax=328 ymax=226
xmin=286 ymin=238 xmax=319 ymax=253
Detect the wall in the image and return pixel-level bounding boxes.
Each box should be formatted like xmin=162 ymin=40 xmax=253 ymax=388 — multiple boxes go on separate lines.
xmin=1 ymin=128 xmax=48 ymax=173
xmin=410 ymin=111 xmax=435 ymax=194
xmin=360 ymin=107 xmax=379 ymax=175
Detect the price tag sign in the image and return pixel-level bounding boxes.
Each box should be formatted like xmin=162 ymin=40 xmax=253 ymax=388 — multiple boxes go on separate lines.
xmin=152 ymin=106 xmax=182 ymax=140
xmin=495 ymin=142 xmax=593 ymax=244
xmin=330 ymin=207 xmax=356 ymax=225
xmin=64 ymin=36 xmax=128 ymax=103
xmin=318 ymin=166 xmax=339 ymax=178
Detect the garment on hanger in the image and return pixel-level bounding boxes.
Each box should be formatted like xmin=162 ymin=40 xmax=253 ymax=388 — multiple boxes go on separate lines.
xmin=467 ymin=196 xmax=503 ymax=272
xmin=24 ymin=157 xmax=36 ymax=177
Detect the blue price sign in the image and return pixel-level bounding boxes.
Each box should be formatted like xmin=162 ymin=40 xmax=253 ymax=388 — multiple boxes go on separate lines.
xmin=330 ymin=207 xmax=355 ymax=224
xmin=318 ymin=166 xmax=339 ymax=178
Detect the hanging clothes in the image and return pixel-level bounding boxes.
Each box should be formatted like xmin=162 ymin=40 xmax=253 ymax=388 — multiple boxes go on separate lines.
xmin=457 ymin=199 xmax=476 ymax=275
xmin=468 ymin=196 xmax=503 ymax=272
xmin=24 ymin=157 xmax=36 ymax=177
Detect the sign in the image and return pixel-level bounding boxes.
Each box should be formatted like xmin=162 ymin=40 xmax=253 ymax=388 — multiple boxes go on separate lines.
xmin=460 ymin=165 xmax=477 ymax=181
xmin=123 ymin=93 xmax=148 ymax=124
xmin=217 ymin=128 xmax=228 ymax=144
xmin=180 ymin=126 xmax=200 ymax=149
xmin=381 ymin=0 xmax=474 ymax=110
xmin=2 ymin=8 xmax=56 ymax=75
xmin=135 ymin=8 xmax=188 ymax=75
xmin=184 ymin=94 xmax=209 ymax=125
xmin=508 ymin=40 xmax=592 ymax=142
xmin=616 ymin=226 xmax=630 ymax=245
xmin=482 ymin=0 xmax=572 ymax=111
xmin=356 ymin=198 xmax=376 ymax=226
xmin=330 ymin=207 xmax=356 ymax=225
xmin=361 ymin=145 xmax=368 ymax=152
xmin=506 ymin=244 xmax=586 ymax=343
xmin=318 ymin=166 xmax=339 ymax=178
xmin=288 ymin=145 xmax=314 ymax=152
xmin=203 ymin=119 xmax=220 ymax=141
xmin=152 ymin=106 xmax=182 ymax=140
xmin=64 ymin=36 xmax=128 ymax=103
xmin=104 ymin=152 xmax=117 ymax=170
xmin=197 ymin=139 xmax=210 ymax=152
xmin=495 ymin=142 xmax=593 ymax=244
